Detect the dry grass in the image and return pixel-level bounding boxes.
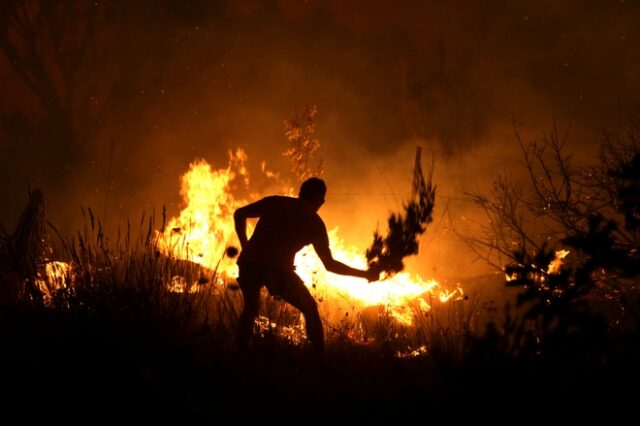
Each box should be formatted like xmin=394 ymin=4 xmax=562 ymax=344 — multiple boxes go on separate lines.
xmin=1 ymin=211 xmax=637 ymax=422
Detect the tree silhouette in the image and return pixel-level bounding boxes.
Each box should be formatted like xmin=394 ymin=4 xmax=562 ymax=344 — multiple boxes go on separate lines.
xmin=283 ymin=104 xmax=324 ymax=182
xmin=366 ymin=147 xmax=436 ymax=277
xmin=0 ymin=0 xmax=105 ymax=169
xmin=0 ymin=0 xmax=183 ymax=186
xmin=465 ymin=120 xmax=640 ymax=363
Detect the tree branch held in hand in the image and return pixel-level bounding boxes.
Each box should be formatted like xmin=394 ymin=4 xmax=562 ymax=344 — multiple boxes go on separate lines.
xmin=366 ymin=147 xmax=436 ymax=278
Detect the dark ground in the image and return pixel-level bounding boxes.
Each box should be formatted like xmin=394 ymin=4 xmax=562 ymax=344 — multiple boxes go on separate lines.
xmin=1 ymin=304 xmax=638 ymax=424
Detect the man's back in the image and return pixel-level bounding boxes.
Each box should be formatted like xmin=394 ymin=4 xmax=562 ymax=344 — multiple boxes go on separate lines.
xmin=237 ymin=195 xmax=328 ymax=270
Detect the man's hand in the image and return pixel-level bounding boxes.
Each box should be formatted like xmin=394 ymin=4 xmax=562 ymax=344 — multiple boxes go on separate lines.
xmin=364 ymin=268 xmax=380 ymax=283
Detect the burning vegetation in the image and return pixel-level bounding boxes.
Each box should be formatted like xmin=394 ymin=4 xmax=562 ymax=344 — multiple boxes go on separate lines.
xmin=2 ymin=144 xmax=464 ymax=352
xmin=2 ymin=1 xmax=640 ymax=421
xmin=1 ymin=116 xmax=638 ymax=422
xmin=153 ymin=145 xmax=462 ymax=330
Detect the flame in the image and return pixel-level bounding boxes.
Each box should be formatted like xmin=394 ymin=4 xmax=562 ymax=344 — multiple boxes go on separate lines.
xmin=35 ymin=150 xmax=464 ymax=354
xmin=36 ymin=261 xmax=73 ymax=306
xmin=505 ymin=249 xmax=571 ymax=282
xmin=547 ymin=249 xmax=570 ymax=274
xmin=156 ymin=149 xmax=250 ymax=283
xmin=159 ymin=151 xmax=464 ymax=326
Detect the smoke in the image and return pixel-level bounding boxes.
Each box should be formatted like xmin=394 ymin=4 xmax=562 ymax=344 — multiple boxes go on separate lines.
xmin=1 ymin=0 xmax=639 ymax=279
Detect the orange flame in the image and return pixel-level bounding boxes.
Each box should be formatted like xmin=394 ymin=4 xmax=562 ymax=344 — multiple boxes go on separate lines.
xmin=156 ymin=149 xmax=250 ymax=284
xmin=36 ymin=261 xmax=73 ymax=306
xmin=547 ymin=250 xmax=570 ymax=274
xmin=159 ymin=151 xmax=464 ymax=325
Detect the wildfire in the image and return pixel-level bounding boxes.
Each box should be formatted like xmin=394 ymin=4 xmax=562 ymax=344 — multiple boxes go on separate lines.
xmin=156 ymin=148 xmax=250 ymax=283
xmin=157 ymin=150 xmax=464 ymax=325
xmin=36 ymin=260 xmax=73 ymax=306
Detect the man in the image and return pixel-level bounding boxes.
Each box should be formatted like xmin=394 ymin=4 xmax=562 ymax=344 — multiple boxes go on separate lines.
xmin=233 ymin=177 xmax=378 ymax=353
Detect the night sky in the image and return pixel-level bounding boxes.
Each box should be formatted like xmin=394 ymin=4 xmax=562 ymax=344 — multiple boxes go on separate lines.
xmin=1 ymin=0 xmax=639 ymax=279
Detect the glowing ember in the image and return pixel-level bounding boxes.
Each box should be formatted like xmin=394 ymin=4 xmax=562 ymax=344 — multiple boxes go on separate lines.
xmin=396 ymin=345 xmax=428 ymax=358
xmin=159 ymin=151 xmax=464 ymax=326
xmin=166 ymin=275 xmax=203 ymax=294
xmin=255 ymin=315 xmax=307 ymax=345
xmin=505 ymin=249 xmax=571 ymax=282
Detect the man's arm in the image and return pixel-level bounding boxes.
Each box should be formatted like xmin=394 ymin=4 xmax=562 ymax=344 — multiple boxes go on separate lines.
xmin=233 ymin=199 xmax=267 ymax=250
xmin=314 ymin=241 xmax=379 ymax=282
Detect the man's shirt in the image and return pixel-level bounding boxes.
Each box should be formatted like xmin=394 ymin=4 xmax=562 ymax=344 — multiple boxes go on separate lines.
xmin=238 ymin=196 xmax=329 ymax=270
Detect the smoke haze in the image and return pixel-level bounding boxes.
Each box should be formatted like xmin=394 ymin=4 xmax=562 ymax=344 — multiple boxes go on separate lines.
xmin=1 ymin=0 xmax=639 ymax=278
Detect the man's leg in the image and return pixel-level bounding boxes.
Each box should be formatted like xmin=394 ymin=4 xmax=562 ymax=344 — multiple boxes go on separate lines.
xmin=237 ymin=272 xmax=261 ymax=351
xmin=278 ymin=272 xmax=324 ymax=353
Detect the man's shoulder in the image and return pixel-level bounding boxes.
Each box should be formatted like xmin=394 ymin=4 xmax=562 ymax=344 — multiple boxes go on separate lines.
xmin=256 ymin=195 xmax=294 ymax=205
xmin=309 ymin=211 xmax=326 ymax=232
xmin=261 ymin=195 xmax=295 ymax=201
xmin=269 ymin=195 xmax=296 ymax=201
xmin=255 ymin=195 xmax=301 ymax=212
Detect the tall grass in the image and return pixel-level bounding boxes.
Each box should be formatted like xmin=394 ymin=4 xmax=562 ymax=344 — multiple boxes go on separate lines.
xmin=11 ymin=207 xmax=482 ymax=367
xmin=5 ymin=209 xmax=634 ymax=421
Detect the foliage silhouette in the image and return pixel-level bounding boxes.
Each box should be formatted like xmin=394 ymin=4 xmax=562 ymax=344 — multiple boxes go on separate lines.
xmin=366 ymin=148 xmax=436 ymax=277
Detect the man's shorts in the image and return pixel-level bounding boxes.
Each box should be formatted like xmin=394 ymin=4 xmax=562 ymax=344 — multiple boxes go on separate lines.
xmin=237 ymin=261 xmax=305 ymax=298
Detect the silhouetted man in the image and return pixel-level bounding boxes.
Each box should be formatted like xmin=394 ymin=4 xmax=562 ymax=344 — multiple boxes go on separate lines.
xmin=233 ymin=177 xmax=378 ymax=353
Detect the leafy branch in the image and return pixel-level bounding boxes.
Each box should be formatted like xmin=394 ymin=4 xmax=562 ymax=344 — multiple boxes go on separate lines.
xmin=366 ymin=148 xmax=436 ymax=277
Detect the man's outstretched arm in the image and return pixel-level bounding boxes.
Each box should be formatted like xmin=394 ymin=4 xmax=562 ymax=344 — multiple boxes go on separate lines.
xmin=315 ymin=244 xmax=379 ymax=282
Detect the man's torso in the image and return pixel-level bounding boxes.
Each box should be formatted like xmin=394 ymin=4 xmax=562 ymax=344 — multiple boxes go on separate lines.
xmin=238 ymin=196 xmax=328 ymax=269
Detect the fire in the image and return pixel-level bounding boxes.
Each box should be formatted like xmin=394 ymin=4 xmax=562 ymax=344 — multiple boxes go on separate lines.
xmin=158 ymin=150 xmax=464 ymax=325
xmin=293 ymin=230 xmax=458 ymax=325
xmin=547 ymin=249 xmax=570 ymax=274
xmin=36 ymin=260 xmax=73 ymax=306
xmin=156 ymin=148 xmax=250 ymax=283
xmin=504 ymin=249 xmax=571 ymax=283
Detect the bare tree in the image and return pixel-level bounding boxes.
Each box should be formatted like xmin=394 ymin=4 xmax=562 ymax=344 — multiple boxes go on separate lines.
xmin=0 ymin=0 xmax=177 ymax=182
xmin=458 ymin=120 xmax=639 ymax=332
xmin=459 ymin=121 xmax=628 ymax=270
xmin=0 ymin=0 xmax=105 ymax=164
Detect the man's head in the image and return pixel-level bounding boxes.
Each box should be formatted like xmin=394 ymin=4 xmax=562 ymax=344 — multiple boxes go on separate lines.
xmin=299 ymin=177 xmax=326 ymax=211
